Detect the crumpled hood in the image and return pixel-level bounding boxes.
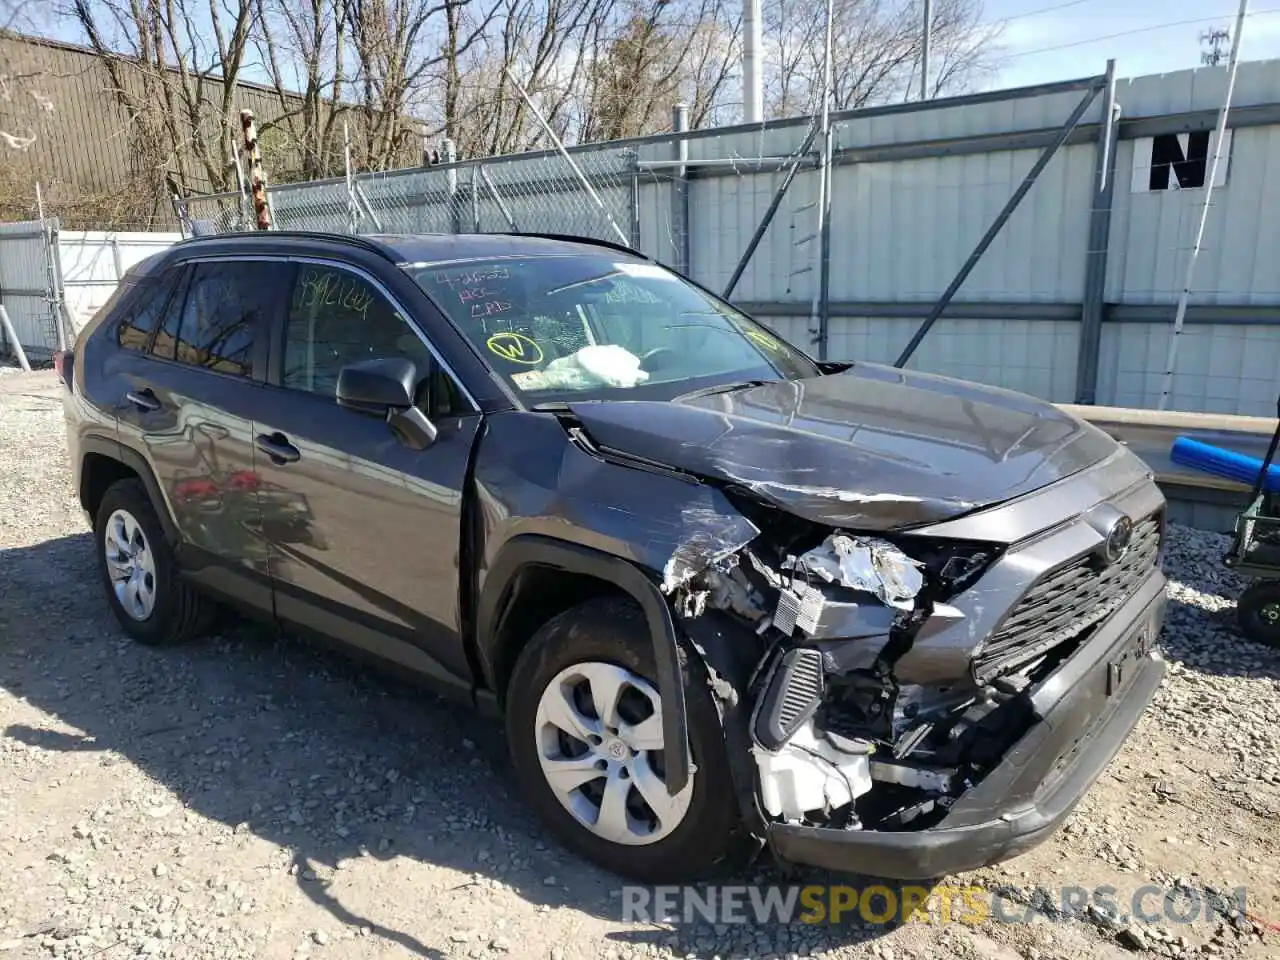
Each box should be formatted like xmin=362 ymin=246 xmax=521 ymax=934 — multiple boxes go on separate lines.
xmin=567 ymin=362 xmax=1121 ymax=530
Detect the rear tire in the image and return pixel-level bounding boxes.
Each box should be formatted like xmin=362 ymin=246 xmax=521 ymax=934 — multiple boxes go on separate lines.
xmin=94 ymin=478 xmax=213 ymax=646
xmin=1236 ymin=580 xmax=1280 ymax=648
xmin=505 ymin=597 xmax=740 ymax=883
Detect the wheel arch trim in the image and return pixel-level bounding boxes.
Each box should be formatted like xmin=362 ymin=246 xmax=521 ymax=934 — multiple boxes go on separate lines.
xmin=476 ymin=535 xmax=691 ymax=795
xmin=79 ymin=435 xmax=179 ymax=546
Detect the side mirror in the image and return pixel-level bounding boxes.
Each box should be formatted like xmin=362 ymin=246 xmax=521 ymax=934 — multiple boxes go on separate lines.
xmin=336 ymin=357 xmax=438 ymax=450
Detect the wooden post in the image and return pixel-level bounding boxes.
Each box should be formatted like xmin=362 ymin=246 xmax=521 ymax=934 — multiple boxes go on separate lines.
xmin=239 ymin=109 xmax=273 ymax=230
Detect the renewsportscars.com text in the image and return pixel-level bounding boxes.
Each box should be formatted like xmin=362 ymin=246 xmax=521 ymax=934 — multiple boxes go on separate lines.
xmin=621 ymin=883 xmax=1252 ymax=927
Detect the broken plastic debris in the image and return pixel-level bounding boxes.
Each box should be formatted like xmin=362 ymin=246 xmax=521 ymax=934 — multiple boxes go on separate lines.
xmin=661 ymin=504 xmax=760 ymax=594
xmin=786 ymin=534 xmax=924 ymax=610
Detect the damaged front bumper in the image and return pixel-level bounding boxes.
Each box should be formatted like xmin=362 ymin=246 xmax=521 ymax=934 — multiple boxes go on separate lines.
xmin=766 ymin=570 xmax=1167 ymax=879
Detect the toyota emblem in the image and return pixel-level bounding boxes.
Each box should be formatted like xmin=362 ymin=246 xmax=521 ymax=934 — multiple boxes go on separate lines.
xmin=1101 ymin=515 xmax=1134 ymax=565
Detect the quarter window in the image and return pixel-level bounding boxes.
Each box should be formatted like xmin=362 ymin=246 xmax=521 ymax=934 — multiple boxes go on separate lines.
xmin=114 ymin=268 xmax=183 ymax=352
xmin=169 ymin=261 xmax=269 ymax=376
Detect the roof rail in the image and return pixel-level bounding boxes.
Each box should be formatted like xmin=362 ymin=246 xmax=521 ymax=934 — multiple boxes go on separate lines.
xmin=176 ymin=230 xmax=395 ymax=260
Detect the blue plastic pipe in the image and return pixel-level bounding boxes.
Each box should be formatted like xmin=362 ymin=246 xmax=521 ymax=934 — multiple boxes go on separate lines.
xmin=1170 ymin=435 xmax=1280 ymax=493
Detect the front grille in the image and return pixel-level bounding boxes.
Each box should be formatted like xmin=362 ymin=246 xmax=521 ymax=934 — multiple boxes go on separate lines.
xmin=973 ymin=514 xmax=1162 ymax=682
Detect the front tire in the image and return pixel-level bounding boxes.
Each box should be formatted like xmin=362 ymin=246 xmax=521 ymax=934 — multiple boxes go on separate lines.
xmin=505 ymin=597 xmax=740 ymax=883
xmin=94 ymin=478 xmax=212 ymax=646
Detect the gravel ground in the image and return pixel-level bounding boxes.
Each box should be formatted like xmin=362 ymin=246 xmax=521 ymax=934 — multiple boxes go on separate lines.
xmin=0 ymin=367 xmax=1277 ymax=960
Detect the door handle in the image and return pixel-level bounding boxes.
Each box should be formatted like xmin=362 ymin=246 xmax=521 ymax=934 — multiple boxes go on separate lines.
xmin=125 ymin=388 xmax=161 ymax=412
xmin=256 ymin=432 xmax=301 ymax=464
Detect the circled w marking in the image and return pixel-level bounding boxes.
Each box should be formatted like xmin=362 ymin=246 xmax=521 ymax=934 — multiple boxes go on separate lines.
xmin=487 ymin=331 xmax=544 ymax=365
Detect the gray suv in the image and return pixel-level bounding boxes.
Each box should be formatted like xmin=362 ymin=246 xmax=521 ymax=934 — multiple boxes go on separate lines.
xmin=57 ymin=230 xmax=1168 ymax=883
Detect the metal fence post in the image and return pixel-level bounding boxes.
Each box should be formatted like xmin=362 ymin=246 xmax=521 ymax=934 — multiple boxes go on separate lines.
xmin=471 ymin=165 xmax=481 ymax=232
xmin=672 ymin=104 xmax=690 ymax=275
xmin=629 ymin=149 xmax=643 ymax=251
xmin=344 ymin=120 xmax=359 ymax=234
xmin=893 ymin=76 xmax=1105 ymax=368
xmin=1075 ymin=60 xmax=1120 ymax=405
xmin=444 ymin=138 xmax=460 ymax=234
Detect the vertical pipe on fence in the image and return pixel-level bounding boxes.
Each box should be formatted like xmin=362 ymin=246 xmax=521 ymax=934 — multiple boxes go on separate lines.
xmin=629 ymin=150 xmax=643 ymax=251
xmin=672 ymin=104 xmax=691 ymax=275
xmin=239 ymin=110 xmax=273 ymax=230
xmin=743 ymin=0 xmax=764 ymax=124
xmin=807 ymin=0 xmax=834 ymax=360
xmin=1158 ymin=0 xmax=1249 ymax=411
xmin=893 ymin=77 xmax=1104 ymax=368
xmin=110 ymin=236 xmax=124 ymax=282
xmin=35 ymin=185 xmax=68 ymax=353
xmin=444 ymin=138 xmax=461 ymax=234
xmin=1075 ymin=59 xmax=1119 ymax=405
xmin=920 ymin=0 xmax=932 ymax=101
xmin=344 ymin=120 xmax=358 ymax=234
xmin=472 ymin=165 xmax=482 ymax=232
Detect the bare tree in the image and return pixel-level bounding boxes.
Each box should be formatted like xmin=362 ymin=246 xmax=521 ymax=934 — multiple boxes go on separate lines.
xmin=765 ymin=0 xmax=996 ymax=117
xmin=444 ymin=0 xmax=611 ymax=157
xmin=71 ymin=0 xmax=258 ymax=205
xmin=574 ymin=0 xmax=740 ymax=141
xmin=253 ymin=0 xmax=351 ymax=181
xmin=343 ymin=0 xmax=498 ymax=170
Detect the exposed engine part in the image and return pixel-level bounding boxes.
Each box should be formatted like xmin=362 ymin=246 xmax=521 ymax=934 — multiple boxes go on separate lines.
xmin=815 ymin=634 xmax=893 ymax=675
xmin=891 ymin=723 xmax=933 ymax=759
xmin=753 ymin=721 xmax=873 ymax=823
xmin=785 ymin=533 xmax=924 ymax=611
xmin=752 ymin=647 xmax=825 ymax=750
xmin=704 ymin=562 xmax=769 ymax=621
xmin=869 ymin=759 xmax=957 ymax=793
xmin=773 ymin=580 xmax=897 ymax=639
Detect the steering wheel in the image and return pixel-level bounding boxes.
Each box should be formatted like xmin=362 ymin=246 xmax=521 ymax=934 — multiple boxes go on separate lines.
xmin=640 ymin=346 xmax=679 ymax=372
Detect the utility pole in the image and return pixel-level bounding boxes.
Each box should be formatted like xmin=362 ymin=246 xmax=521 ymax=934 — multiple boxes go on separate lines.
xmin=921 ymin=0 xmax=933 ymax=100
xmin=1159 ymin=0 xmax=1249 ymax=411
xmin=743 ymin=0 xmax=764 ymax=123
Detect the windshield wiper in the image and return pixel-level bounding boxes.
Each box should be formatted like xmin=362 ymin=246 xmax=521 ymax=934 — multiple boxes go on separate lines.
xmin=672 ymin=378 xmax=776 ymax=402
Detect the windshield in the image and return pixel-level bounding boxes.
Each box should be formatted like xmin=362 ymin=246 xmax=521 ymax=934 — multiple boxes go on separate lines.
xmin=403 ymin=255 xmax=820 ymax=403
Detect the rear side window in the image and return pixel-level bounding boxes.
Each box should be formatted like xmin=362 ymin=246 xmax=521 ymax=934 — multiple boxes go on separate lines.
xmin=113 ymin=268 xmax=183 ymax=352
xmin=170 ymin=261 xmax=274 ymax=377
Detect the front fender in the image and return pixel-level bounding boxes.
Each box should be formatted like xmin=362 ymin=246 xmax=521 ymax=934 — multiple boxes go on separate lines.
xmin=476 ymin=535 xmax=693 ymax=795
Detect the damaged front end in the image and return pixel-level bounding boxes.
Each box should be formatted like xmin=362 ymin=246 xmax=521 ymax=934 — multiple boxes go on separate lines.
xmin=664 ymin=513 xmax=1028 ymax=837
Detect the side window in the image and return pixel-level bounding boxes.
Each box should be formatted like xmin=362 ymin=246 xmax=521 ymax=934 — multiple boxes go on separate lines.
xmin=114 ymin=268 xmax=183 ymax=352
xmin=170 ymin=261 xmax=271 ymax=376
xmin=284 ymin=265 xmax=464 ymax=415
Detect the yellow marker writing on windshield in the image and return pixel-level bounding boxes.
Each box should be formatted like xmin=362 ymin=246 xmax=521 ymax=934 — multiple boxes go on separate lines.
xmin=486 ymin=332 xmax=544 ymax=365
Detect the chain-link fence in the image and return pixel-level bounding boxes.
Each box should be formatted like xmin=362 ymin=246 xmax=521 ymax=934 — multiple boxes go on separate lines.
xmin=179 ymin=145 xmax=638 ymax=246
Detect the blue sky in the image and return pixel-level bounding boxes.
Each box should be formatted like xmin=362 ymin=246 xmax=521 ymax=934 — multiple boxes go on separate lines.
xmin=983 ymin=0 xmax=1280 ymax=87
